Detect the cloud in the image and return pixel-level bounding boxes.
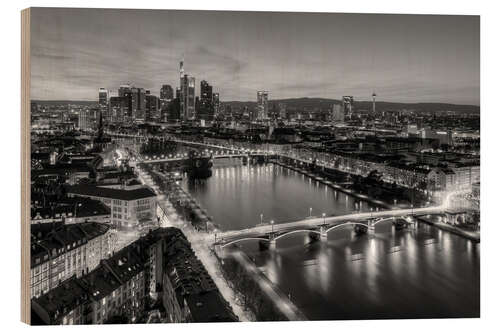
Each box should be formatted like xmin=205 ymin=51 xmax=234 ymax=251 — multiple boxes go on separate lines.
xmin=29 ymin=8 xmax=479 ymax=105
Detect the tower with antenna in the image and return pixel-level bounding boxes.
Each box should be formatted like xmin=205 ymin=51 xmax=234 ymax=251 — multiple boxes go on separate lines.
xmin=372 ymin=92 xmax=377 ymax=113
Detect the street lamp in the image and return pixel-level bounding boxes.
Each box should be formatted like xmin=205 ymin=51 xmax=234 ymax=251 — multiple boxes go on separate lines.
xmin=270 ymin=220 xmax=274 ymax=233
xmin=309 ymin=207 xmax=313 ymax=217
xmin=260 ymin=213 xmax=263 ymax=225
xmin=322 ymin=213 xmax=326 ymax=226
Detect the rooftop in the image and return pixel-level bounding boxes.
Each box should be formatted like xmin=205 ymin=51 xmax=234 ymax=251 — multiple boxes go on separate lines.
xmin=65 ymin=184 xmax=156 ymax=201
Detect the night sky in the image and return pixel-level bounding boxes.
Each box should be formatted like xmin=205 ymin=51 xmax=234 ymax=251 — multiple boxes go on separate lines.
xmin=30 ymin=8 xmax=479 ymax=105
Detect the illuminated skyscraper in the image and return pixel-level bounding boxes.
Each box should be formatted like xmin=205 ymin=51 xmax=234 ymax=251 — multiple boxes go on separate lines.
xmin=199 ymin=80 xmax=214 ymax=120
xmin=179 ymin=57 xmax=195 ymax=120
xmin=180 ymin=75 xmax=196 ymax=120
xmin=212 ymin=93 xmax=220 ymax=116
xmin=145 ymin=90 xmax=159 ymax=121
xmin=256 ymin=91 xmax=269 ymax=120
xmin=98 ymin=88 xmax=108 ymax=119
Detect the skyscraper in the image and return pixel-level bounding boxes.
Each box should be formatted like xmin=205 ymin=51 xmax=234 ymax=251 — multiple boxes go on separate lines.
xmin=136 ymin=88 xmax=147 ymax=121
xmin=98 ymin=88 xmax=108 ymax=119
xmin=256 ymin=91 xmax=269 ymax=120
xmin=372 ymin=92 xmax=377 ymax=113
xmin=212 ymin=93 xmax=220 ymax=116
xmin=118 ymin=84 xmax=132 ymax=119
xmin=199 ymin=80 xmax=214 ymax=121
xmin=178 ymin=58 xmax=195 ymax=120
xmin=180 ymin=75 xmax=196 ymax=120
xmin=342 ymin=96 xmax=354 ymax=118
xmin=160 ymin=85 xmax=173 ymax=101
xmin=145 ymin=90 xmax=159 ymax=121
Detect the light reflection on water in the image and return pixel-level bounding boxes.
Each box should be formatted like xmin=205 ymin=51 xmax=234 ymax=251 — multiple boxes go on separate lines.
xmin=183 ymin=164 xmax=480 ymax=320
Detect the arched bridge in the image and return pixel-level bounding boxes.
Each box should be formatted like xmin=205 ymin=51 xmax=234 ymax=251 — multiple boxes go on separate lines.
xmin=215 ymin=213 xmax=427 ymax=252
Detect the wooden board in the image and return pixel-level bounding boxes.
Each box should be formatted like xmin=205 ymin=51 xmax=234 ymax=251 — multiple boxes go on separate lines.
xmin=21 ymin=7 xmax=31 ymax=325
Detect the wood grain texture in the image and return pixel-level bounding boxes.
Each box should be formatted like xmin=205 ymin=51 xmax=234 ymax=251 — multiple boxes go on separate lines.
xmin=21 ymin=7 xmax=31 ymax=325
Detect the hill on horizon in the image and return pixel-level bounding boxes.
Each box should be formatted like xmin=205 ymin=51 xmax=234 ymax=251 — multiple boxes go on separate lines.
xmin=222 ymin=97 xmax=480 ymax=114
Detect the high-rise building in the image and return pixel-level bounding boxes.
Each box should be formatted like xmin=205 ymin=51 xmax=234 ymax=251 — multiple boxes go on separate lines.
xmin=198 ymin=80 xmax=214 ymax=121
xmin=146 ymin=90 xmax=159 ymax=121
xmin=136 ymin=88 xmax=147 ymax=121
xmin=212 ymin=93 xmax=220 ymax=116
xmin=118 ymin=85 xmax=132 ymax=119
xmin=78 ymin=109 xmax=90 ymax=130
xmin=180 ymin=75 xmax=196 ymax=120
xmin=98 ymin=88 xmax=109 ymax=120
xmin=160 ymin=84 xmax=174 ymax=101
xmin=372 ymin=92 xmax=377 ymax=113
xmin=117 ymin=85 xmax=146 ymax=121
xmin=342 ymin=96 xmax=354 ymax=118
xmin=256 ymin=91 xmax=269 ymax=120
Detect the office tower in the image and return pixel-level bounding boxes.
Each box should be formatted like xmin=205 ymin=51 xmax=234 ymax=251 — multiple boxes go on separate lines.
xmin=212 ymin=92 xmax=220 ymax=116
xmin=145 ymin=90 xmax=159 ymax=121
xmin=180 ymin=75 xmax=196 ymax=120
xmin=118 ymin=86 xmax=146 ymax=121
xmin=109 ymin=96 xmax=122 ymax=123
xmin=372 ymin=92 xmax=377 ymax=113
xmin=166 ymin=97 xmax=181 ymax=122
xmin=118 ymin=84 xmax=131 ymax=97
xmin=342 ymin=96 xmax=354 ymax=118
xmin=257 ymin=91 xmax=269 ymax=120
xmin=136 ymin=88 xmax=147 ymax=121
xmin=179 ymin=58 xmax=185 ymax=117
xmin=78 ymin=109 xmax=89 ymax=130
xmin=160 ymin=84 xmax=173 ymax=102
xmin=98 ymin=88 xmax=108 ymax=120
xmin=118 ymin=84 xmax=132 ymax=119
xmin=199 ymin=80 xmax=214 ymax=121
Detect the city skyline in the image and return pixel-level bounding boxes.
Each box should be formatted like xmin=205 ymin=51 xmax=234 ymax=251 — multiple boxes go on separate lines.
xmin=31 ymin=8 xmax=479 ymax=105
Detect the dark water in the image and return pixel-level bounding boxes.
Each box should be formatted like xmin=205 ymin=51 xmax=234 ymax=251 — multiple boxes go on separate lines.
xmin=183 ymin=163 xmax=480 ymax=320
xmin=183 ymin=163 xmax=376 ymax=231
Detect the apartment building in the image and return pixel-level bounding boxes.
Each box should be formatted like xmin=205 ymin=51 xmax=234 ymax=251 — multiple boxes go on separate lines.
xmin=65 ymin=184 xmax=157 ymax=230
xmin=30 ymin=222 xmax=113 ymax=299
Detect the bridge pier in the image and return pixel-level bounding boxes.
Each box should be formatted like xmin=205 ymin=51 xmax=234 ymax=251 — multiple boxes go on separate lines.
xmin=269 ymin=238 xmax=276 ymax=251
xmin=319 ymin=225 xmax=328 ymax=242
xmin=367 ymin=221 xmax=375 ymax=234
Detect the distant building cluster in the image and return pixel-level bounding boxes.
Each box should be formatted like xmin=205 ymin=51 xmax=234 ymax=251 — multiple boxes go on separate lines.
xmin=94 ymin=57 xmax=222 ymax=125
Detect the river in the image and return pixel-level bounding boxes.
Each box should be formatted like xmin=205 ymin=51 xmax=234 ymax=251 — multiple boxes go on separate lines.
xmin=182 ymin=162 xmax=480 ymax=320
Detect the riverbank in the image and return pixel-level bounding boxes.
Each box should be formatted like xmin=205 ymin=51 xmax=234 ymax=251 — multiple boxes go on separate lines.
xmin=216 ymin=250 xmax=307 ymax=321
xmin=415 ymin=215 xmax=480 ymax=242
xmin=272 ymin=160 xmax=392 ymax=209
